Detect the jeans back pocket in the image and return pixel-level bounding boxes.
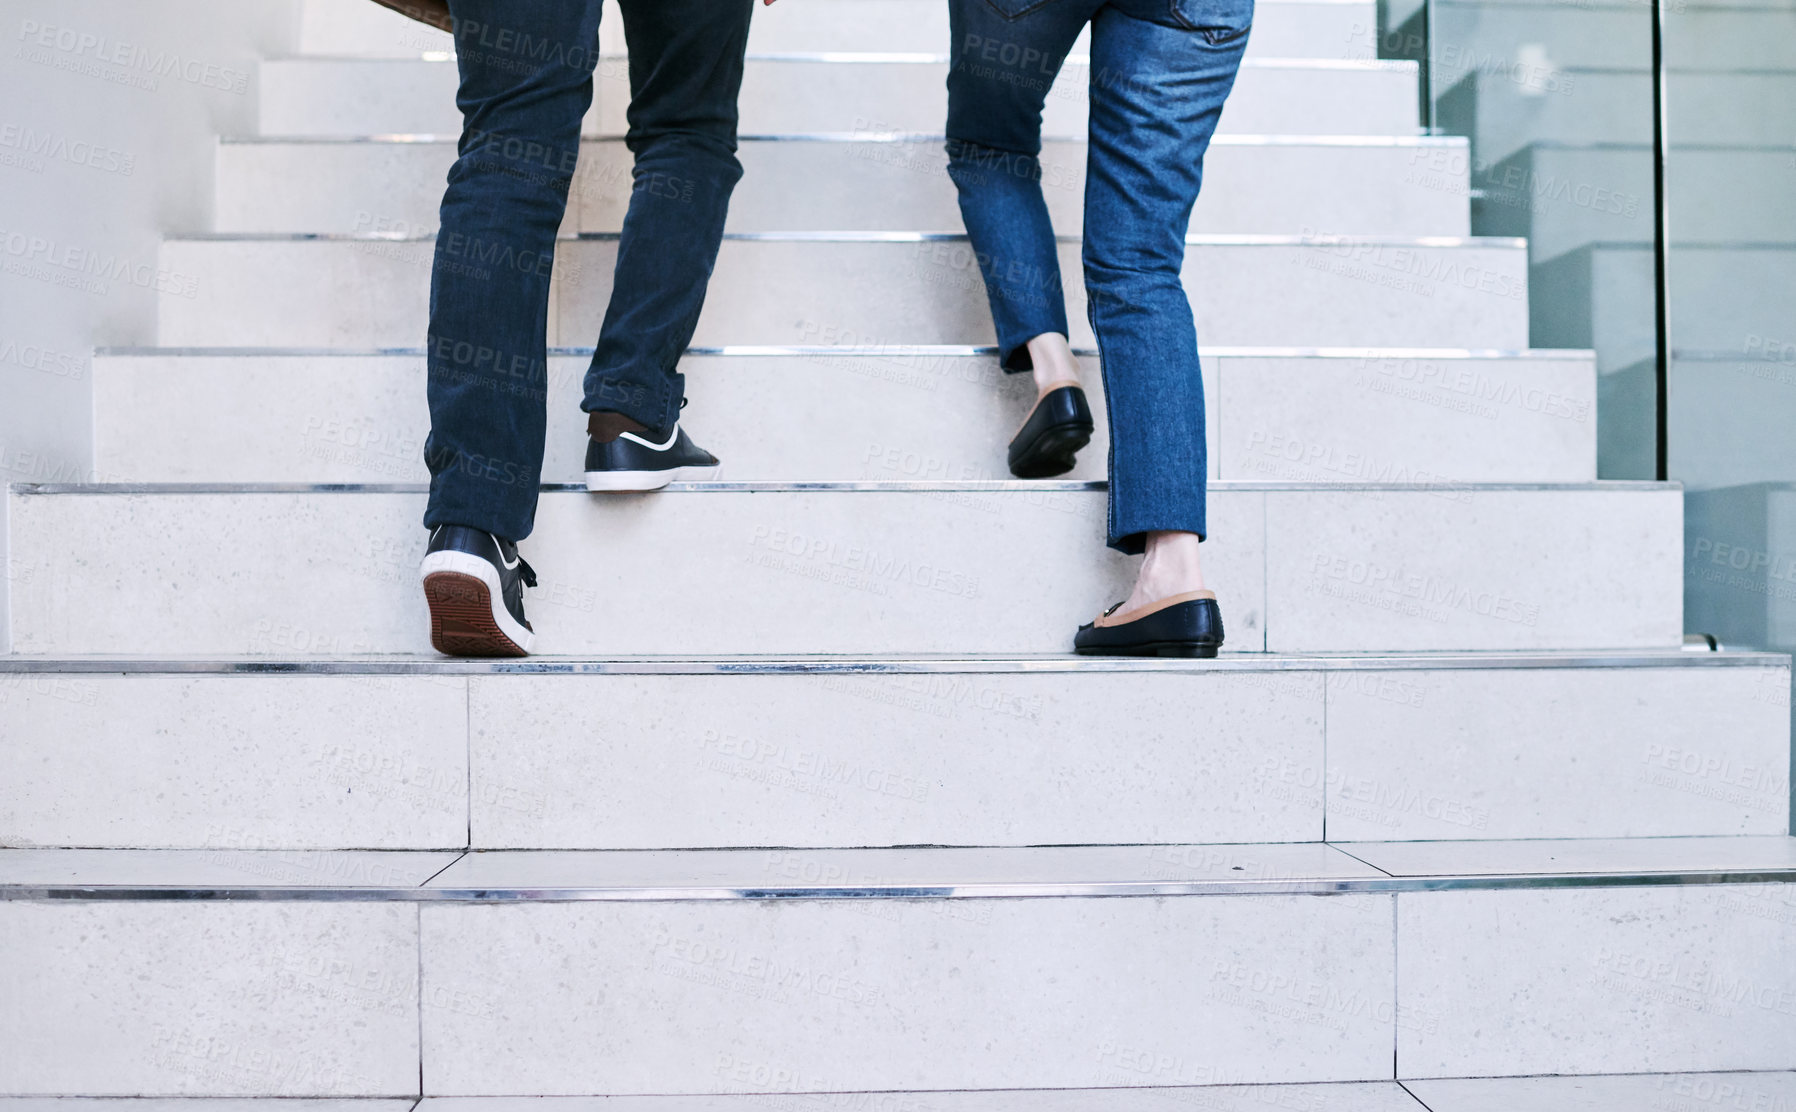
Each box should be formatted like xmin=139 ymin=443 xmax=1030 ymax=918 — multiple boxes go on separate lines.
xmin=1169 ymin=0 xmax=1254 ymax=44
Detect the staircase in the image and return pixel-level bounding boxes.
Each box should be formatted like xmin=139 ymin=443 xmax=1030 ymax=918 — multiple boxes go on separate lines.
xmin=2 ymin=0 xmax=1794 ymax=1103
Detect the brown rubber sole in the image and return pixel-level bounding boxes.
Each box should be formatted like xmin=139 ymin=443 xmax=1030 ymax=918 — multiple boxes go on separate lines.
xmin=423 ymin=571 xmax=530 ymax=657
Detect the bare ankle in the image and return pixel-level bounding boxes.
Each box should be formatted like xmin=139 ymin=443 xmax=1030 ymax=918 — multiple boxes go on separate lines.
xmin=1023 ymin=333 xmax=1080 ymax=394
xmin=1124 ymin=530 xmax=1207 ymax=610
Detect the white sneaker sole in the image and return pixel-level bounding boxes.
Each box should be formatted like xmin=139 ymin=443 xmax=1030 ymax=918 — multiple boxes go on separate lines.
xmin=584 ymin=464 xmax=720 ymax=492
xmin=418 ymin=549 xmax=535 ymax=656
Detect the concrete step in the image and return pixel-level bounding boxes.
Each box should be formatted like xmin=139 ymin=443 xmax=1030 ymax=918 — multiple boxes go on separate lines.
xmin=3 ymin=840 xmax=1794 ymax=1093
xmin=6 ymin=483 xmax=1681 ymax=657
xmin=89 ymin=348 xmax=1597 ymax=486
xmin=296 ymin=0 xmax=1386 ymax=61
xmin=0 ymin=653 xmax=1784 ymax=851
xmin=1408 ymin=1073 xmax=1796 ymax=1112
xmin=156 ymin=234 xmax=1532 ymax=350
xmin=14 ymin=1076 xmax=1772 ymax=1110
xmin=215 ymin=134 xmax=1472 ymax=238
xmin=257 ymin=56 xmax=1421 ymax=139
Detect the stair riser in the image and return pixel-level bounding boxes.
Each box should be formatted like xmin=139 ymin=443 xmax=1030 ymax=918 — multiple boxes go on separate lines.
xmin=1401 ymin=886 xmax=1796 ymax=1077
xmin=91 ymin=353 xmax=1597 ymax=485
xmin=215 ymin=138 xmax=1472 ymax=237
xmin=258 ymin=59 xmax=1419 ymax=139
xmin=417 ymin=896 xmax=1396 ymax=1093
xmin=156 ymin=239 xmax=1532 ymax=350
xmin=8 ymin=886 xmax=1791 ymax=1094
xmin=0 ymin=675 xmax=470 ymax=851
xmin=0 ymin=902 xmax=421 ymax=1097
xmin=7 ymin=488 xmax=1681 ymax=656
xmin=297 ymin=0 xmax=1384 ymax=60
xmin=3 ymin=664 xmax=1782 ymax=851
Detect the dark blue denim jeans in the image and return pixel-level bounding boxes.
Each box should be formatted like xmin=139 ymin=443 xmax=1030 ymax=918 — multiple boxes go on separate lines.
xmin=423 ymin=0 xmax=752 ymax=542
xmin=947 ymin=0 xmax=1251 ymax=553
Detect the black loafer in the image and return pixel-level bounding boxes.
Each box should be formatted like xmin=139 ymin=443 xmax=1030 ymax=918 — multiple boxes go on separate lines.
xmin=1074 ymin=590 xmax=1225 ymax=658
xmin=1009 ymin=382 xmax=1094 ymax=478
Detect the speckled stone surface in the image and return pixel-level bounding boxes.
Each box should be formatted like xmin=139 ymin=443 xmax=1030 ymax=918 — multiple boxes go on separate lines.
xmin=258 ymin=57 xmax=1417 ymax=140
xmin=0 ymin=902 xmax=421 ymax=1095
xmin=1397 ymin=885 xmax=1796 ymax=1077
xmin=1216 ymin=355 xmax=1594 ymax=484
xmin=422 ymin=843 xmax=1385 ymax=891
xmin=419 ymin=1083 xmax=1428 ymax=1109
xmin=466 ymin=669 xmax=1326 ymax=847
xmin=18 ymin=485 xmax=1684 ymax=656
xmin=0 ymin=848 xmax=459 ymax=887
xmin=1408 ymin=1072 xmax=1796 ymax=1111
xmin=215 ymin=137 xmax=1468 ymax=238
xmin=7 ymin=488 xmax=1264 ymax=656
xmin=158 ymin=237 xmax=1525 ymax=351
xmin=1264 ymin=488 xmax=1682 ymax=651
xmin=419 ymin=893 xmax=1396 ymax=1093
xmin=1323 ymin=664 xmax=1791 ymax=839
xmin=1350 ymin=836 xmax=1796 ymax=877
xmin=0 ymin=674 xmax=468 ymax=850
xmin=95 ymin=353 xmax=1125 ymax=485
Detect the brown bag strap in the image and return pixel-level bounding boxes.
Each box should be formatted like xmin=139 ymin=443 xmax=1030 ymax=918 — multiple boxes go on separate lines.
xmin=367 ymin=0 xmax=453 ymax=33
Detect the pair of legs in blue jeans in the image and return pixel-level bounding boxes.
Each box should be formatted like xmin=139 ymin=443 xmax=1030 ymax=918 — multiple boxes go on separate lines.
xmin=948 ymin=0 xmax=1250 ymax=622
xmin=422 ymin=0 xmax=751 ymax=544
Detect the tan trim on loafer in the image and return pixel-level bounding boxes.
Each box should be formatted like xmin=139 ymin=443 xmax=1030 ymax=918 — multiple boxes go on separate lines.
xmin=1093 ymin=589 xmax=1218 ymax=628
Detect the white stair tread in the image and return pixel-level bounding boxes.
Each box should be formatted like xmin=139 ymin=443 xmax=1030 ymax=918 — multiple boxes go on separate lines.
xmin=0 ymin=848 xmax=460 ymax=889
xmin=0 ymin=1104 xmax=416 ymax=1112
xmin=17 ymin=479 xmax=1650 ymax=492
xmin=1407 ymin=1073 xmax=1796 ymax=1111
xmin=7 ymin=838 xmax=1795 ymax=896
xmin=1 ymin=647 xmax=1775 ymax=673
xmin=419 ymin=1091 xmax=1424 ymax=1112
xmin=1341 ymin=835 xmax=1796 ymax=877
xmin=6 ymin=1076 xmax=1796 ymax=1109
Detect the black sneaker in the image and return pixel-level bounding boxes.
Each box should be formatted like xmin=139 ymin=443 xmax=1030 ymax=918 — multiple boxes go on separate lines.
xmin=584 ymin=421 xmax=720 ymax=492
xmin=419 ymin=525 xmax=536 ymax=657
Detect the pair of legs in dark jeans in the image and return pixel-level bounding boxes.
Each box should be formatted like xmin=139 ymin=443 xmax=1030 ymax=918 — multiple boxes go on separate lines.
xmin=947 ymin=0 xmax=1250 ymax=652
xmin=423 ymin=0 xmax=750 ymax=543
xmin=416 ymin=0 xmax=749 ymax=656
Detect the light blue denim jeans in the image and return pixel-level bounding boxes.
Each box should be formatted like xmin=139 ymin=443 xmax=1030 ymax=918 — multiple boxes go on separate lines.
xmin=947 ymin=0 xmax=1251 ymax=552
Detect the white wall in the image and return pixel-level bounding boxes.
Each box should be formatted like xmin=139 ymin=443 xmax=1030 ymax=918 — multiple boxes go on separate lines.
xmin=0 ymin=0 xmax=303 ymax=650
xmin=0 ymin=0 xmax=304 ymax=486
